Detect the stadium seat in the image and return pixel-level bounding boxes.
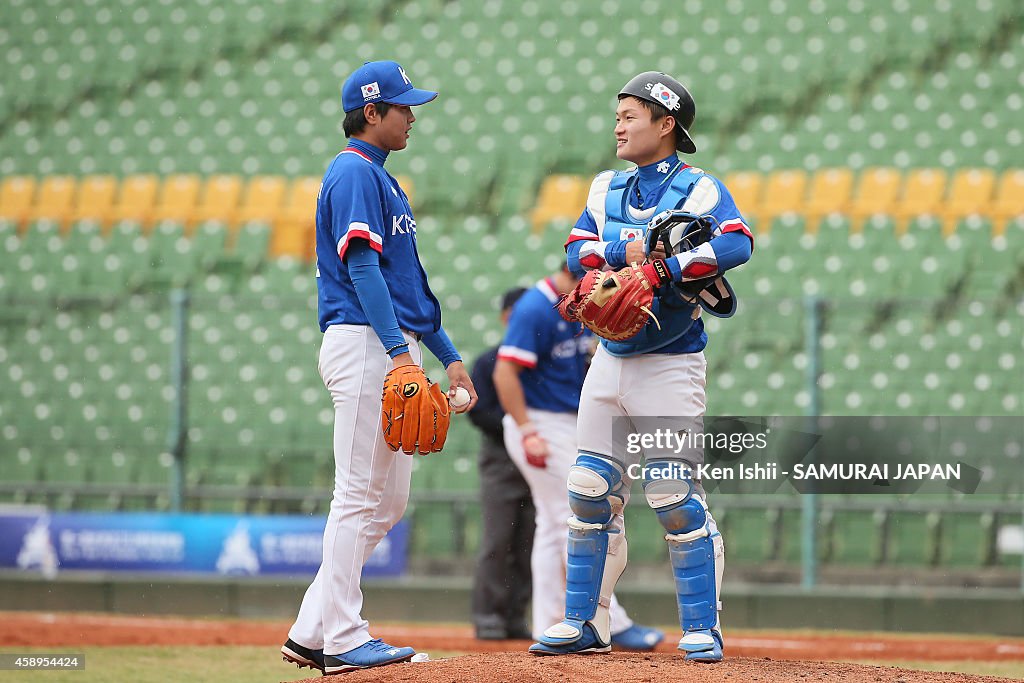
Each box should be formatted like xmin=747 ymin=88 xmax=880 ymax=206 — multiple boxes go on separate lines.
xmin=234 ymin=176 xmax=287 ymax=226
xmin=192 ymin=174 xmax=243 ymax=227
xmin=0 ymin=176 xmax=38 ymax=227
xmin=279 ymin=176 xmax=320 ymax=226
xmin=990 ymin=169 xmax=1024 ymax=235
xmin=150 ymin=175 xmax=201 ymax=226
xmin=108 ymin=175 xmax=160 ymax=226
xmin=944 ymin=168 xmax=996 ymax=235
xmin=529 ymin=174 xmax=588 ymax=231
xmin=804 ymin=168 xmax=854 ymax=229
xmin=756 ymin=170 xmax=807 ymax=232
xmin=847 ymin=167 xmax=903 ymax=229
xmin=24 ymin=176 xmax=76 ymax=226
xmin=393 ymin=174 xmax=415 ymax=207
xmin=69 ymin=175 xmax=117 ymax=224
xmin=722 ymin=171 xmax=763 ymax=229
xmin=892 ymin=169 xmax=947 ymax=230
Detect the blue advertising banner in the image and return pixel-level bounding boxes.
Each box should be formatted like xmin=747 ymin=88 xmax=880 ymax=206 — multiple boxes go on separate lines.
xmin=0 ymin=510 xmax=407 ymax=579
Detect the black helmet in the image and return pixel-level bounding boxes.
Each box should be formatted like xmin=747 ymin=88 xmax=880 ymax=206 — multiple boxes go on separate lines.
xmin=618 ymin=71 xmax=696 ymax=154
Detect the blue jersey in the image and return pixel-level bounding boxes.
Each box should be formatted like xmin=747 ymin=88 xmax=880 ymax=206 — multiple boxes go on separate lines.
xmin=315 ymin=139 xmax=441 ymax=334
xmin=566 ymin=155 xmax=753 ymax=356
xmin=497 ymin=278 xmax=590 ymax=413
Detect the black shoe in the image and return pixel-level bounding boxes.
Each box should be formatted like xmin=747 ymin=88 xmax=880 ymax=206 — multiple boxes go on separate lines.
xmin=505 ymin=623 xmax=533 ymax=640
xmin=475 ymin=615 xmax=508 ymax=640
xmin=281 ymin=638 xmax=325 ymax=672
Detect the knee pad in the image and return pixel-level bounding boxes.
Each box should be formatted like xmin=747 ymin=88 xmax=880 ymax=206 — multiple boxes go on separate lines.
xmin=567 ymin=453 xmax=622 ymax=526
xmin=643 ymin=460 xmax=701 ymax=535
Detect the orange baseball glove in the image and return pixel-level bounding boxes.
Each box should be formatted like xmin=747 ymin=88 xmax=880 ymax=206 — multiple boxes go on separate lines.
xmin=381 ymin=365 xmax=451 ymax=455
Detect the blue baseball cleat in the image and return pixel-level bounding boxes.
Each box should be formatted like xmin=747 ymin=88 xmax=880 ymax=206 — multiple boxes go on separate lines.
xmin=678 ymin=628 xmax=723 ymax=662
xmin=610 ymin=624 xmax=665 ymax=651
xmin=281 ymin=638 xmax=325 ymax=673
xmin=323 ymin=638 xmax=415 ymax=674
xmin=529 ymin=620 xmax=611 ymax=655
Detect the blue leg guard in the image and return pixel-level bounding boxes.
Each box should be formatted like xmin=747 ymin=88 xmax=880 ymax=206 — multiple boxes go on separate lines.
xmin=644 ymin=462 xmax=723 ymax=662
xmin=530 ymin=454 xmax=624 ymax=656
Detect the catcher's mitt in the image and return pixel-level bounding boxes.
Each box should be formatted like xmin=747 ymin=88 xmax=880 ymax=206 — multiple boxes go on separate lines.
xmin=381 ymin=365 xmax=451 ymax=455
xmin=558 ymin=262 xmax=669 ymax=341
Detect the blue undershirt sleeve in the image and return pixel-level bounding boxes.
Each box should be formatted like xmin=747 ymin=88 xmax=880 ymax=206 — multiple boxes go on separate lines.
xmin=709 ymin=231 xmax=753 ymax=272
xmin=345 ymin=240 xmax=409 ymax=358
xmin=604 ymin=240 xmax=628 ymax=268
xmin=421 ymin=326 xmax=462 ymax=368
xmin=565 ymin=240 xmax=586 ymax=277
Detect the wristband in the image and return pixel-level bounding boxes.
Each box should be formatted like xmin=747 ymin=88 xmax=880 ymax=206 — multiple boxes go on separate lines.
xmin=642 ymin=259 xmax=673 ymax=286
xmin=519 ymin=422 xmax=538 ymax=436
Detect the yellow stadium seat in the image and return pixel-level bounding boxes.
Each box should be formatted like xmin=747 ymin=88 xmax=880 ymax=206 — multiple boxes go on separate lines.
xmin=991 ymin=169 xmax=1024 ymax=235
xmin=192 ymin=175 xmax=243 ymax=227
xmin=804 ymin=168 xmax=854 ymax=229
xmin=69 ymin=175 xmax=117 ymax=224
xmin=272 ymin=177 xmax=322 ymax=260
xmin=722 ymin=171 xmax=762 ymax=225
xmin=944 ymin=168 xmax=996 ymax=235
xmin=271 ymin=220 xmax=314 ymax=260
xmin=392 ymin=175 xmax=415 ymax=207
xmin=893 ymin=169 xmax=947 ymax=232
xmin=234 ymin=176 xmax=287 ymax=226
xmin=530 ymin=175 xmax=589 ymax=232
xmin=0 ymin=176 xmax=37 ymax=227
xmin=757 ymin=170 xmax=807 ymax=232
xmin=279 ymin=176 xmax=321 ymax=227
xmin=847 ymin=167 xmax=903 ymax=229
xmin=108 ymin=175 xmax=159 ymax=225
xmin=150 ymin=174 xmax=201 ymax=226
xmin=25 ymin=176 xmax=77 ymax=226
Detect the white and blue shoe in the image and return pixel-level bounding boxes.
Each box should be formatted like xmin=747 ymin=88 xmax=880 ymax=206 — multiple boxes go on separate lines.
xmin=610 ymin=624 xmax=665 ymax=651
xmin=324 ymin=638 xmax=416 ymax=674
xmin=529 ymin=619 xmax=611 ymax=655
xmin=678 ymin=628 xmax=723 ymax=662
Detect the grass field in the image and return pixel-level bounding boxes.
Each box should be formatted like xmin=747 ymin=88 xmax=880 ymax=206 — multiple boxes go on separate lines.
xmin=1 ymin=646 xmax=1022 ymax=682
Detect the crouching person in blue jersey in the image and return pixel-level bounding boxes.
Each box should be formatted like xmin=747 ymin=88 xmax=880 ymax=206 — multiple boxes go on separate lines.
xmin=528 ymin=72 xmax=754 ymax=662
xmin=282 ymin=61 xmax=477 ymax=676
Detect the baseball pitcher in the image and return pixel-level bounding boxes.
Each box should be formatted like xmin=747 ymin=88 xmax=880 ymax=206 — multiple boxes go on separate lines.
xmin=282 ymin=60 xmax=476 ymax=675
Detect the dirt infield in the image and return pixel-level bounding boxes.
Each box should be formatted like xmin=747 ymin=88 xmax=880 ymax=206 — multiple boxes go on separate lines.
xmin=295 ymin=653 xmax=1019 ymax=683
xmin=3 ymin=612 xmax=1022 ymax=683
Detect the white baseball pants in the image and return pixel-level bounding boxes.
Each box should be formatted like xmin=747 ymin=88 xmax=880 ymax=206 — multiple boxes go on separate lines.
xmin=288 ymin=324 xmax=420 ymax=655
xmin=576 ymin=345 xmax=724 ymax=630
xmin=503 ymin=410 xmax=634 ymax=640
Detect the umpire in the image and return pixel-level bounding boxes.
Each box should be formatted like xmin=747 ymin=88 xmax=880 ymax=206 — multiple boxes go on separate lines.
xmin=469 ymin=287 xmax=534 ymax=640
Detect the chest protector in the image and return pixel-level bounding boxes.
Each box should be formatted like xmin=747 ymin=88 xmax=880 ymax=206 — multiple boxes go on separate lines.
xmin=589 ymin=167 xmax=738 ymax=356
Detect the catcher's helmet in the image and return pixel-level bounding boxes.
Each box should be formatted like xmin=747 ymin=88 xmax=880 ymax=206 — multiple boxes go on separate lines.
xmin=619 ymin=71 xmax=696 ymax=154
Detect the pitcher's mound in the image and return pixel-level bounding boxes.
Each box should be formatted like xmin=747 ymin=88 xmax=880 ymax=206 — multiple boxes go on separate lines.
xmin=292 ymin=652 xmax=1017 ymax=683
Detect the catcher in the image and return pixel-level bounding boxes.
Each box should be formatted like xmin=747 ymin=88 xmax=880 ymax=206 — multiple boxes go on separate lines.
xmin=282 ymin=60 xmax=475 ymax=676
xmin=530 ymin=71 xmax=753 ymax=662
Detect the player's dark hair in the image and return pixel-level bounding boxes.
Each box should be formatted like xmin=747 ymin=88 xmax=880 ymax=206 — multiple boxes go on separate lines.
xmin=618 ymin=94 xmax=685 ymax=150
xmin=501 ymin=286 xmax=527 ymax=312
xmin=343 ymin=101 xmax=393 ymax=137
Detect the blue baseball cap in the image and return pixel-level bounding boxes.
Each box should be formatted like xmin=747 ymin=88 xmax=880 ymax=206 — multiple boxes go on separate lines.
xmin=341 ymin=60 xmax=438 ymax=113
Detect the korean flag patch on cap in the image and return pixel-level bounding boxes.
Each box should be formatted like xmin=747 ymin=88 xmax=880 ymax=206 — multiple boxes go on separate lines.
xmin=361 ymin=82 xmax=380 ymax=100
xmin=649 ymin=82 xmax=680 ymax=111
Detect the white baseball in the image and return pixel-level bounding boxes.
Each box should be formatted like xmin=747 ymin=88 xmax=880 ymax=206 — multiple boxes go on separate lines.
xmin=450 ymin=387 xmax=471 ymax=409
